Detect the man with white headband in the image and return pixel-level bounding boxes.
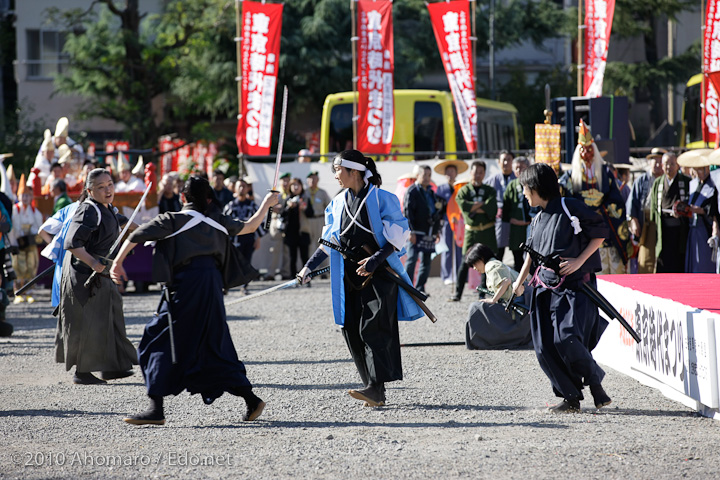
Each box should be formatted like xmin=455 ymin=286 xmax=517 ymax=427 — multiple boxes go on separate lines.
xmin=298 ymin=149 xmax=423 ymax=408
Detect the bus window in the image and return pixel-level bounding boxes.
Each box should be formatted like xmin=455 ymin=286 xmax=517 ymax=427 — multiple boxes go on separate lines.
xmin=414 ymin=101 xmax=444 ymax=159
xmin=454 ymin=105 xmax=517 ymax=155
xmin=329 ymin=103 xmax=354 ymax=153
xmin=478 ymin=107 xmax=516 ymax=153
xmin=684 ymin=81 xmax=702 ymax=147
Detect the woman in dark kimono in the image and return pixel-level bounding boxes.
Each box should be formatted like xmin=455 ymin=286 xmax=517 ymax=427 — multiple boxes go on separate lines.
xmin=298 ymin=150 xmax=423 ymax=408
xmin=511 ymin=163 xmax=611 ymax=413
xmin=111 ymin=176 xmax=278 ymax=426
xmin=56 ymin=168 xmax=138 ymax=385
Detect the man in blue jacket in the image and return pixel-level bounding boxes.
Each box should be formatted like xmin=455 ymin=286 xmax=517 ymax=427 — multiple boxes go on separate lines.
xmin=403 ymin=164 xmax=444 ymax=297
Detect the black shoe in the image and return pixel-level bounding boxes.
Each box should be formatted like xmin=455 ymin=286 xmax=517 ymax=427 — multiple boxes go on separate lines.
xmin=0 ymin=321 xmax=13 ymax=337
xmin=447 ymin=295 xmax=460 ymax=302
xmin=590 ymin=384 xmax=612 ymax=409
xmin=73 ymin=372 xmax=107 ymax=385
xmin=348 ymin=385 xmax=385 ymax=407
xmin=123 ymin=411 xmax=166 ymax=426
xmin=418 ymin=290 xmax=430 ymax=298
xmin=243 ymin=399 xmax=266 ymax=421
xmin=101 ymin=370 xmax=134 ymax=381
xmin=548 ymin=398 xmax=581 ymax=413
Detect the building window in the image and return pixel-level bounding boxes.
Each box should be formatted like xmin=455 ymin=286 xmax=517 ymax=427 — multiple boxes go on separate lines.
xmin=26 ymin=29 xmax=68 ymax=79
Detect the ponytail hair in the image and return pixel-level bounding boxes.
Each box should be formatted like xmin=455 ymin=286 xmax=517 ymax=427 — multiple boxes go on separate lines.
xmin=182 ymin=175 xmax=219 ymax=214
xmin=335 ymin=149 xmax=382 ymax=187
xmin=364 ymin=156 xmax=382 ymax=187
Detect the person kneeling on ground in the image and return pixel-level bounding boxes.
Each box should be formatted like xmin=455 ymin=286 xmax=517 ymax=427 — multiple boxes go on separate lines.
xmin=464 ymin=243 xmax=532 ymax=350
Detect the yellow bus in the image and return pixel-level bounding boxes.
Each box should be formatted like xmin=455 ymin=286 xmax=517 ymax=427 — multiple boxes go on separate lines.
xmin=681 ymin=73 xmax=715 ymax=149
xmin=320 ymin=89 xmax=519 ymax=160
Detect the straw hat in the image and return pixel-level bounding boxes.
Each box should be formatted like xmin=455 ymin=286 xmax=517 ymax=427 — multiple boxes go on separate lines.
xmin=677 ymin=149 xmax=712 ymax=168
xmin=433 ymin=159 xmax=469 ymax=175
xmin=612 ymin=162 xmax=632 ymax=170
xmin=645 ymin=147 xmax=668 ymax=160
xmin=707 ymin=149 xmax=720 ymax=166
xmin=55 ymin=117 xmax=69 ymax=138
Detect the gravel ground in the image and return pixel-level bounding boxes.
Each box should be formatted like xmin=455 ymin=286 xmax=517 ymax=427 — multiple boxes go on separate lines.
xmin=1 ymin=277 xmax=719 ymax=479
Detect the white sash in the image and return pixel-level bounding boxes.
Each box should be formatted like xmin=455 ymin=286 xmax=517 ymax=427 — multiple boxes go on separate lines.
xmin=340 ymin=185 xmax=374 ymax=237
xmin=145 ymin=210 xmax=228 ymax=247
xmin=561 ymin=197 xmax=582 ymax=235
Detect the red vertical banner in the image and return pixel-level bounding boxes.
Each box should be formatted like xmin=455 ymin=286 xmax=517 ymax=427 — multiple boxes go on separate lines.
xmin=427 ymin=1 xmax=477 ymax=153
xmin=237 ymin=1 xmax=283 ymax=156
xmin=357 ymin=0 xmax=394 ymax=155
xmin=703 ymin=0 xmax=720 ymax=144
xmin=584 ymin=0 xmax=615 ymax=98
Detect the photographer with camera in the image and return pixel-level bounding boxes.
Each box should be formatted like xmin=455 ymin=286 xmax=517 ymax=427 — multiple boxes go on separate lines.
xmin=282 ymin=177 xmax=311 ymax=278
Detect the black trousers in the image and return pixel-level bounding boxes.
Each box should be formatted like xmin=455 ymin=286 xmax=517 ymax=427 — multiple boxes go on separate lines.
xmin=284 ymin=232 xmax=310 ymax=276
xmin=341 ymin=274 xmax=402 ymax=386
xmin=656 ymin=221 xmax=686 ymax=273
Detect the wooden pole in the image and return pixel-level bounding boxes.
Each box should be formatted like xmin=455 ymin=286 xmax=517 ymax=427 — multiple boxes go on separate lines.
xmin=472 ymin=0 xmax=480 ymax=158
xmin=235 ymin=0 xmax=244 ymax=175
xmin=351 ymin=0 xmax=358 ymax=150
xmin=702 ymin=0 xmax=707 ymax=147
xmin=577 ymin=0 xmax=583 ymax=97
xmin=471 ymin=0 xmax=476 ymax=90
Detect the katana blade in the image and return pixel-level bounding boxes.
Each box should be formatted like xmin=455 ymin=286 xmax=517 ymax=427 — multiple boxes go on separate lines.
xmin=15 ymin=264 xmax=55 ymax=296
xmin=225 ymin=266 xmax=329 ymax=307
xmin=263 ymin=85 xmax=289 ymax=231
xmin=271 ymin=85 xmax=288 ymax=191
xmin=84 ymin=182 xmax=152 ymax=289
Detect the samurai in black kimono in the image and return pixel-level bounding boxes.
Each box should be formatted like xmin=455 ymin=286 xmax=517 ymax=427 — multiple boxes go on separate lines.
xmin=111 ymin=176 xmax=279 ymax=426
xmin=512 ymin=163 xmax=612 ymax=413
xmin=56 ymin=169 xmax=138 ymax=385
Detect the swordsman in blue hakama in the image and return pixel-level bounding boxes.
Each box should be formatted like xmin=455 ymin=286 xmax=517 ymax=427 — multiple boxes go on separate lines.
xmin=512 ymin=163 xmax=612 ymax=413
xmin=299 ymin=150 xmax=423 ymax=407
xmin=111 ymin=176 xmax=279 ymax=426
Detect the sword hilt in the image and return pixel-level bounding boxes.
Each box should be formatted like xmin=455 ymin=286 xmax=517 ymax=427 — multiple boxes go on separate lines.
xmin=263 ymin=189 xmax=279 ymax=231
xmin=296 ymin=265 xmax=330 ymax=284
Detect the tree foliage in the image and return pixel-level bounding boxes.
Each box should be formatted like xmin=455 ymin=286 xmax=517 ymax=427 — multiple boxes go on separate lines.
xmin=47 ymin=0 xmax=571 ymax=151
xmin=47 ymin=0 xmax=222 ymax=148
xmin=593 ymin=0 xmax=700 ymax=137
xmin=48 ymin=0 xmax=701 ymax=150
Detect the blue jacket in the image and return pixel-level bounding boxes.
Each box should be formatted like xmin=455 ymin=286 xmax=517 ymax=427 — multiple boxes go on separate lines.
xmin=322 ymin=185 xmax=424 ymax=326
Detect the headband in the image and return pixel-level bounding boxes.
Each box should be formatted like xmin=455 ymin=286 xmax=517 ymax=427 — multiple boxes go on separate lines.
xmin=334 ymin=156 xmax=373 ymax=184
xmin=334 ymin=158 xmax=366 ymax=172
